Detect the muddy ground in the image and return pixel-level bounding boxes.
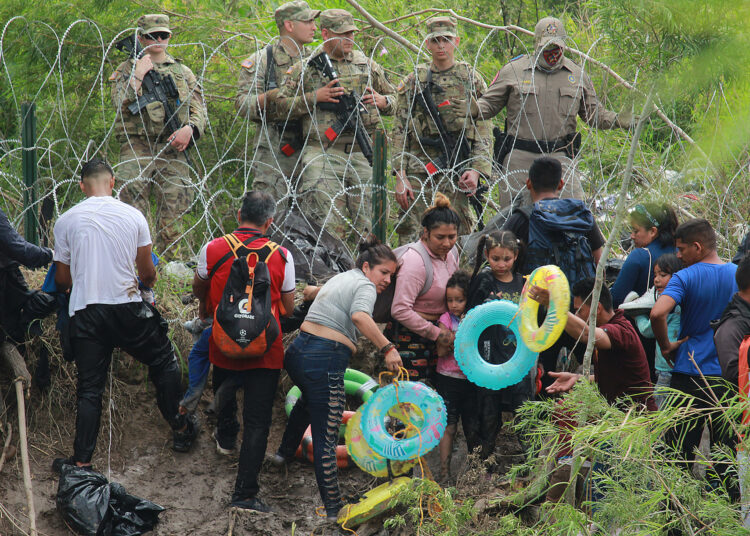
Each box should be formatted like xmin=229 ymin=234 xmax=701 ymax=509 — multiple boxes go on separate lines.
xmin=0 ymin=336 xmax=526 ymax=536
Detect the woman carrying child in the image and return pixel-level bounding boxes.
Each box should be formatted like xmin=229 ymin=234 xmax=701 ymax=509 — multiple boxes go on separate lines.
xmin=467 ymin=230 xmax=530 ymax=461
xmin=390 ymin=193 xmax=461 ymax=383
xmin=627 ymin=253 xmax=683 ymax=408
xmin=435 ymin=270 xmax=479 ymax=482
xmin=270 ymin=236 xmax=402 ymax=522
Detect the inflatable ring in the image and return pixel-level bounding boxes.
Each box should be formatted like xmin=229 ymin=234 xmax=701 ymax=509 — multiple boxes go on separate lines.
xmin=361 ymin=381 xmax=446 ymax=461
xmin=295 ymin=412 xmax=354 ymax=469
xmin=454 ymin=300 xmax=538 ymax=390
xmin=284 ymin=369 xmax=377 ymax=416
xmin=519 ymin=265 xmax=570 ymax=352
xmin=345 ymin=405 xmax=421 ymax=477
xmin=337 ymin=477 xmax=411 ymax=528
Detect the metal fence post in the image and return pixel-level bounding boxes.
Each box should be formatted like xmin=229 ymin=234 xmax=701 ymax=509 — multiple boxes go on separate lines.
xmin=21 ymin=102 xmax=38 ymax=246
xmin=372 ymin=130 xmax=387 ymax=243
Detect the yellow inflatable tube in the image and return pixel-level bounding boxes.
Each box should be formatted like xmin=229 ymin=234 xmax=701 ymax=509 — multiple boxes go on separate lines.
xmin=519 ymin=265 xmax=570 ymax=352
xmin=337 ymin=477 xmax=411 ymax=528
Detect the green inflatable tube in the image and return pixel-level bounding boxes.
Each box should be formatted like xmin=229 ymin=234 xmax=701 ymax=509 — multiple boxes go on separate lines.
xmin=284 ymin=369 xmax=378 ymax=416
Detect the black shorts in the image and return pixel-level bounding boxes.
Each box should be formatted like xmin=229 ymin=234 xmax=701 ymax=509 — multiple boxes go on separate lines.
xmin=435 ymin=373 xmax=477 ymax=426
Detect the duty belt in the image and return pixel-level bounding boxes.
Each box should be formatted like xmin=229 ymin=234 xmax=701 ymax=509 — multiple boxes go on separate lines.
xmin=509 ymin=135 xmax=577 ymax=155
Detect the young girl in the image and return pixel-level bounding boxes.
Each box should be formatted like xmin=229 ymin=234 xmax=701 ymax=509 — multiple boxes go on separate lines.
xmin=633 ymin=253 xmax=682 ymax=409
xmin=435 ymin=270 xmax=478 ymax=482
xmin=467 ymin=230 xmax=527 ymax=461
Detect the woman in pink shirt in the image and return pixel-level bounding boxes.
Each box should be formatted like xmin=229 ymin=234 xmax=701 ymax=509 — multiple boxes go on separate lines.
xmin=390 ymin=193 xmax=460 ymax=382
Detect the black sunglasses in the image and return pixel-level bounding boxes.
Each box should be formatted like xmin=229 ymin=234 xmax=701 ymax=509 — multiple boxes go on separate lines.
xmin=143 ymin=31 xmax=170 ymax=41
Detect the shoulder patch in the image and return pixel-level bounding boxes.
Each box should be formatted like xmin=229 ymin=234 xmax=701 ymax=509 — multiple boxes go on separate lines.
xmin=108 ymin=71 xmax=120 ymax=82
xmin=568 ymin=74 xmax=576 ymax=84
xmin=285 ymin=66 xmax=294 ymax=74
xmin=241 ymin=58 xmax=254 ymax=70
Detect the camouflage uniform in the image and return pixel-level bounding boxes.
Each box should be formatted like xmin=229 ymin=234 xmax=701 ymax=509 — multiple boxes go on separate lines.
xmin=391 ymin=17 xmax=492 ymax=240
xmin=272 ymin=9 xmax=395 ymax=246
xmin=476 ymin=17 xmax=628 ymax=209
xmin=235 ymin=1 xmax=320 ymax=205
xmin=110 ymin=14 xmax=207 ymax=258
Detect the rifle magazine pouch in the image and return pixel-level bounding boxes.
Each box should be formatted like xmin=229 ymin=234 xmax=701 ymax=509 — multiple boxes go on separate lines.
xmin=145 ymin=101 xmax=165 ymax=128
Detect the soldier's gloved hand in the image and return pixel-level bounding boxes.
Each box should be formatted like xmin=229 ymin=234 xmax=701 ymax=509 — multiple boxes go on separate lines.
xmin=169 ymin=125 xmax=193 ymax=152
xmin=453 ymin=97 xmax=480 ymax=119
xmin=134 ymin=55 xmax=154 ymax=79
xmin=458 ymin=169 xmax=479 ymax=195
xmin=394 ymin=170 xmax=415 ymax=210
xmin=615 ymin=111 xmax=639 ymax=129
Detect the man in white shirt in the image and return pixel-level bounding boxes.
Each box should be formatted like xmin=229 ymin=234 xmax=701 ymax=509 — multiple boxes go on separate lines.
xmin=52 ymin=158 xmax=197 ymax=471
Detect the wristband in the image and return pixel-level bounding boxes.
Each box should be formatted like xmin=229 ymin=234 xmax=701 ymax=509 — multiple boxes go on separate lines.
xmin=379 ymin=342 xmax=396 ymax=355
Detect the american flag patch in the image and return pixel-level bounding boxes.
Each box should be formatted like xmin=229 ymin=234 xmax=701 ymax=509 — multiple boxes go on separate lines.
xmin=241 ymin=58 xmax=254 ymax=69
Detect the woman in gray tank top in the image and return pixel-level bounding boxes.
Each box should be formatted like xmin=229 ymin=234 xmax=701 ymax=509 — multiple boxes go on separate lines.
xmin=270 ymin=235 xmax=402 ymax=523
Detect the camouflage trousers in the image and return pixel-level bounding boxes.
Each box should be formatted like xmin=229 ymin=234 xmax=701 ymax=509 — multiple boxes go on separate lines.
xmin=116 ymin=139 xmax=194 ymax=259
xmin=497 ymin=148 xmax=584 ymax=211
xmin=248 ymin=130 xmax=303 ymax=208
xmin=296 ymin=145 xmax=372 ymax=248
xmin=394 ymin=172 xmax=476 ymax=243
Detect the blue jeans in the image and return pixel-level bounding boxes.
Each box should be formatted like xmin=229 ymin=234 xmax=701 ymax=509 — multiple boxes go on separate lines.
xmin=653 ymin=370 xmax=672 ymax=410
xmin=179 ymin=326 xmax=212 ymax=412
xmin=277 ymin=332 xmax=351 ymax=517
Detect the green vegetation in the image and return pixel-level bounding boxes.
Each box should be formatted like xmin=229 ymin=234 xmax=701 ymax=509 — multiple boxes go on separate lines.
xmin=1 ymin=0 xmax=747 ymax=256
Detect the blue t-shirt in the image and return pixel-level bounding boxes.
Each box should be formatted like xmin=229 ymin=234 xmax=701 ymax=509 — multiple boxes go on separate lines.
xmin=611 ymin=241 xmax=676 ymax=307
xmin=662 ymin=262 xmax=738 ymax=376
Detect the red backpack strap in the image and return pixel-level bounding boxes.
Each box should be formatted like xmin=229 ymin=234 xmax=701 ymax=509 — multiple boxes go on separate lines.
xmin=207 ymin=231 xmax=263 ymax=279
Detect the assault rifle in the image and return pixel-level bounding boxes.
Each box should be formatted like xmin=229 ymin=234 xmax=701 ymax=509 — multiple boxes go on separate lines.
xmin=416 ymin=70 xmax=487 ymax=229
xmin=308 ymin=52 xmax=373 ymax=166
xmin=114 ymin=34 xmax=194 ymax=168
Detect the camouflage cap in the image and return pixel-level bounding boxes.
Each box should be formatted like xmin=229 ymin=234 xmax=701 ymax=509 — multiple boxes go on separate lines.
xmin=274 ymin=0 xmax=321 ymax=27
xmin=320 ymin=9 xmax=358 ymax=33
xmin=534 ymin=17 xmax=567 ymax=49
xmin=137 ymin=14 xmax=171 ymax=35
xmin=425 ymin=16 xmax=457 ymax=40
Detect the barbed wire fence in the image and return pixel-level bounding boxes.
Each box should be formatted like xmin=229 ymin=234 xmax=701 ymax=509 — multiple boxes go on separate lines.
xmin=1 ymin=13 xmax=748 ymax=280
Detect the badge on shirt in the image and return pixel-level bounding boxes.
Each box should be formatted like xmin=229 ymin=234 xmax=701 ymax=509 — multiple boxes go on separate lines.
xmin=285 ymin=66 xmax=294 ymax=74
xmin=241 ymin=58 xmax=254 ymax=70
xmin=568 ymin=74 xmax=576 ymax=84
xmin=108 ymin=71 xmax=120 ymax=81
xmin=396 ymin=80 xmax=405 ymax=92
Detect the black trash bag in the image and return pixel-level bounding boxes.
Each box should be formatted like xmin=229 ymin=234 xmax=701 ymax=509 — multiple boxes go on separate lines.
xmin=270 ymin=210 xmax=354 ymax=284
xmin=56 ymin=464 xmax=164 ymax=536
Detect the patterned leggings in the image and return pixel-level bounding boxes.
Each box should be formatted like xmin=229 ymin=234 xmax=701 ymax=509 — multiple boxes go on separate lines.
xmin=276 ymin=332 xmax=351 ymax=517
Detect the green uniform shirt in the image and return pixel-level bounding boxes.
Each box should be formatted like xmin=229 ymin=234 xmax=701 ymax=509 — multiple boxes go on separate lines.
xmin=391 ymin=61 xmax=492 ymax=177
xmin=272 ymin=49 xmax=395 ymax=148
xmin=477 ymin=55 xmax=620 ymax=142
xmin=110 ymin=54 xmax=206 ymax=142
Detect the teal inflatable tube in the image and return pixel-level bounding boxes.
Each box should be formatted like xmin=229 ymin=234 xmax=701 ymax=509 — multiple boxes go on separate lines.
xmin=360 ymin=381 xmax=446 ymax=461
xmin=454 ymin=299 xmax=538 ymax=390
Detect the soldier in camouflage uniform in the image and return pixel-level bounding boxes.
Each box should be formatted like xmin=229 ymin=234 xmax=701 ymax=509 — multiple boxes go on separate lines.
xmin=391 ymin=17 xmax=492 ymax=241
xmin=470 ymin=17 xmax=632 ymax=209
xmin=271 ymin=9 xmax=395 ymax=247
xmin=110 ymin=14 xmax=206 ymax=259
xmin=235 ymin=0 xmax=320 ymax=206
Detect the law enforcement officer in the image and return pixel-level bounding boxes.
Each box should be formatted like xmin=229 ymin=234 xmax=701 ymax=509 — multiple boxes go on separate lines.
xmin=471 ymin=17 xmax=632 ymax=209
xmin=391 ymin=17 xmax=492 ymax=241
xmin=236 ymin=0 xmax=320 ymax=206
xmin=110 ymin=14 xmax=207 ymax=258
xmin=272 ymin=9 xmax=395 ymax=247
